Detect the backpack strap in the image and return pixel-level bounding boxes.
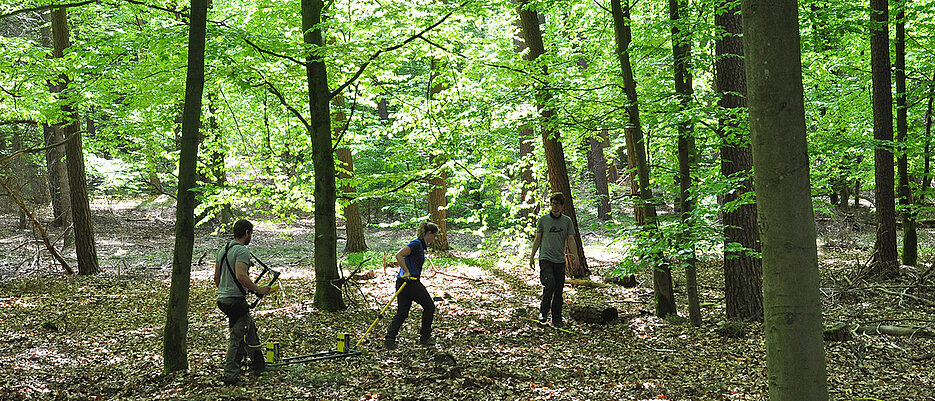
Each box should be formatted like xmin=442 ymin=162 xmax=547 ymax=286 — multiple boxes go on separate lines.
xmin=221 ymin=241 xmax=248 ymax=297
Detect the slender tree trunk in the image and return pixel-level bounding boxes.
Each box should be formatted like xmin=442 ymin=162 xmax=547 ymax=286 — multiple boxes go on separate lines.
xmin=869 ymin=0 xmax=899 ymax=275
xmin=920 ymin=73 xmax=935 ymax=205
xmin=52 ymin=7 xmax=99 ymax=275
xmin=427 ymin=58 xmax=451 ymax=251
xmin=162 ymin=0 xmax=208 ymax=373
xmin=333 ymin=93 xmax=368 ymax=253
xmin=517 ymin=0 xmax=589 ymax=278
xmin=613 ymin=0 xmax=675 ymax=317
xmin=670 ymin=0 xmax=700 ymax=327
xmin=894 ymin=3 xmax=915 ymax=266
xmin=513 ymin=12 xmax=537 ymax=225
xmin=302 ymin=0 xmax=345 ymax=311
xmin=715 ymin=0 xmax=762 ymax=321
xmin=603 ymin=129 xmax=619 ymax=184
xmin=742 ymin=1 xmax=829 ymax=399
xmin=13 ymin=130 xmax=27 ymax=229
xmin=588 ymin=134 xmax=611 ymax=221
xmin=39 ymin=14 xmax=70 ymax=231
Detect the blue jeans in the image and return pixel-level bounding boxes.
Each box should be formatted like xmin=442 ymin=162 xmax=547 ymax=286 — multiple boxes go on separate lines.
xmin=539 ymin=260 xmax=565 ymax=325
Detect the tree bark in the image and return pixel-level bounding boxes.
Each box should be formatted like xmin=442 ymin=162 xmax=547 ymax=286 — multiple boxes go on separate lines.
xmin=920 ymin=72 xmax=935 ymax=206
xmin=715 ymin=0 xmax=762 ymax=321
xmin=517 ymin=0 xmax=588 ymax=278
xmin=12 ymin=129 xmax=27 ymax=229
xmin=51 ymin=7 xmax=99 ymax=275
xmin=513 ymin=12 xmax=537 ymax=225
xmin=588 ymin=135 xmax=611 ymax=221
xmin=742 ymin=1 xmax=829 ymax=399
xmin=162 ymin=0 xmax=208 ymax=373
xmin=894 ymin=3 xmax=915 ymax=266
xmin=302 ymin=0 xmax=345 ymax=311
xmin=427 ymin=58 xmax=451 ymax=251
xmin=39 ymin=12 xmax=70 ymax=230
xmin=670 ymin=0 xmax=700 ymax=327
xmin=613 ymin=0 xmax=675 ymax=317
xmin=333 ymin=93 xmax=368 ymax=253
xmin=869 ymin=0 xmax=899 ymax=276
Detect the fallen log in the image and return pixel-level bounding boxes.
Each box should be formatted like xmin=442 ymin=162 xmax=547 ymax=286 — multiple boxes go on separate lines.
xmin=569 ymin=305 xmax=618 ymax=324
xmin=824 ymin=323 xmax=935 ymax=341
xmin=565 ymin=278 xmax=608 ymax=288
xmin=604 ymin=274 xmax=637 ymax=288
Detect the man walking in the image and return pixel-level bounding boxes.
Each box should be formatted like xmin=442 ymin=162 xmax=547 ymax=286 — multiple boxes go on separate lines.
xmin=528 ymin=193 xmax=576 ymax=327
xmin=214 ymin=219 xmax=271 ymax=385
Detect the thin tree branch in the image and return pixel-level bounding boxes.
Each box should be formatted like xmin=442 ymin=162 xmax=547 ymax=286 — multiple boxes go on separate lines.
xmin=0 ymin=1 xmax=95 ymax=19
xmin=329 ymin=1 xmax=470 ymax=99
xmin=253 ymin=74 xmax=311 ymax=132
xmin=242 ymin=37 xmax=308 ymax=68
xmin=0 ymin=177 xmax=74 ymax=275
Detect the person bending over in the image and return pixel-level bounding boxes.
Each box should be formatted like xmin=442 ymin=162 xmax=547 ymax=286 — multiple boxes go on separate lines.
xmin=385 ymin=221 xmax=439 ymax=350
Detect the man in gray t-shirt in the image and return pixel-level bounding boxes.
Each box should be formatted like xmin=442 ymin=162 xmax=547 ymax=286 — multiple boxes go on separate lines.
xmin=213 ymin=219 xmax=270 ymax=385
xmin=528 ymin=193 xmax=577 ymax=327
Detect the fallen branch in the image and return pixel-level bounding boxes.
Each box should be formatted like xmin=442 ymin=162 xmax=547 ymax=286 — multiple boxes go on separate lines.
xmin=0 ymin=178 xmax=73 ymax=275
xmin=825 ymin=322 xmax=935 ymax=341
xmin=874 ymin=287 xmax=935 ymax=307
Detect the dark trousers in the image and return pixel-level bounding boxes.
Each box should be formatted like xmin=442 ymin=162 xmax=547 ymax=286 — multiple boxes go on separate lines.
xmin=218 ymin=298 xmax=261 ymax=380
xmin=386 ymin=278 xmax=435 ymax=339
xmin=539 ymin=260 xmax=565 ymax=325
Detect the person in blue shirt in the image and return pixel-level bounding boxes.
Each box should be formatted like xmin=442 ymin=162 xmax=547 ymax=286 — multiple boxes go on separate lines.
xmin=384 ymin=221 xmax=439 ymax=350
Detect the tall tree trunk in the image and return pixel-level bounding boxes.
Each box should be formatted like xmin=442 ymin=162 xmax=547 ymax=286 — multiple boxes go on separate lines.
xmin=895 ymin=2 xmax=915 ymax=266
xmin=742 ymin=1 xmax=829 ymax=399
xmin=670 ymin=0 xmax=700 ymax=327
xmin=715 ymin=0 xmax=762 ymax=321
xmin=588 ymin=134 xmax=611 ymax=221
xmin=52 ymin=7 xmax=99 ymax=275
xmin=517 ymin=0 xmax=589 ymax=278
xmin=613 ymin=0 xmax=675 ymax=317
xmin=920 ymin=73 xmax=935 ymax=206
xmin=13 ymin=129 xmax=27 ymax=229
xmin=302 ymin=0 xmax=345 ymax=311
xmin=427 ymin=58 xmax=451 ymax=251
xmin=333 ymin=93 xmax=368 ymax=253
xmin=39 ymin=13 xmax=70 ymax=231
xmin=514 ymin=12 xmax=537 ymax=225
xmin=869 ymin=0 xmax=898 ymax=275
xmin=162 ymin=0 xmax=208 ymax=373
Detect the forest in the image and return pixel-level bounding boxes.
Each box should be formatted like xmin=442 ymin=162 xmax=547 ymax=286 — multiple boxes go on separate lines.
xmin=0 ymin=0 xmax=933 ymax=399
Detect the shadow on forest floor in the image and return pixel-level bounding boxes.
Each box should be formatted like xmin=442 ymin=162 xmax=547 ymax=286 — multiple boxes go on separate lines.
xmin=0 ymin=199 xmax=933 ymax=400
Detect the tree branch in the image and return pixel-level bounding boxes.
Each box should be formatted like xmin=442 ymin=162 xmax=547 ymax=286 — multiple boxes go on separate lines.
xmin=329 ymin=1 xmax=470 ymax=99
xmin=253 ymin=73 xmax=311 ymax=132
xmin=242 ymin=37 xmax=308 ymax=67
xmin=0 ymin=1 xmax=95 ymax=19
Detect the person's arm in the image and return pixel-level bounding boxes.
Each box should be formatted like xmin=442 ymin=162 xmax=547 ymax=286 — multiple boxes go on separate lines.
xmin=396 ymin=246 xmax=412 ymax=279
xmin=235 ymin=261 xmax=270 ymax=295
xmin=213 ymin=261 xmax=221 ymax=287
xmin=565 ymin=232 xmax=577 ymax=263
xmin=529 ymin=231 xmax=542 ymax=269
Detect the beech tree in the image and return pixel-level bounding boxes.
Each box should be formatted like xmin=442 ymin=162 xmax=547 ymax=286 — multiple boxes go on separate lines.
xmin=869 ymin=0 xmax=898 ymax=275
xmin=743 ymin=0 xmax=829 ymax=398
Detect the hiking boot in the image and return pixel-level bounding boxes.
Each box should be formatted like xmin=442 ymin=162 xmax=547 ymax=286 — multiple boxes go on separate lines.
xmin=250 ymin=354 xmax=265 ymax=375
xmin=537 ymin=312 xmax=548 ymax=323
xmin=420 ymin=336 xmax=436 ymax=346
xmin=221 ymin=376 xmax=239 ymax=386
xmin=384 ymin=337 xmax=397 ymax=350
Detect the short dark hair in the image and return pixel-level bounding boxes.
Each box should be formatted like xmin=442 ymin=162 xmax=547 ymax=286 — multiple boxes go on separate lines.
xmin=549 ymin=192 xmax=565 ymax=205
xmin=233 ymin=219 xmax=253 ymax=239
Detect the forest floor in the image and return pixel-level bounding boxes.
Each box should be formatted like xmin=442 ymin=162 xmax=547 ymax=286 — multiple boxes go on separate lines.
xmin=0 ymin=197 xmax=934 ymax=400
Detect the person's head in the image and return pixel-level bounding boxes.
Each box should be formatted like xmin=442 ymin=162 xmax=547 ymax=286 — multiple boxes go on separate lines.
xmin=549 ymin=193 xmax=565 ymax=215
xmin=417 ymin=221 xmax=440 ymax=244
xmin=233 ymin=219 xmax=254 ymax=245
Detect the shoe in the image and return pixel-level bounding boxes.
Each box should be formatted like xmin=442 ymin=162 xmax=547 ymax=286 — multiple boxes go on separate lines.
xmin=384 ymin=338 xmax=397 ymax=350
xmin=250 ymin=357 xmax=265 ymax=375
xmin=420 ymin=336 xmax=436 ymax=346
xmin=222 ymin=376 xmax=239 ymax=386
xmin=552 ymin=320 xmax=564 ymax=328
xmin=537 ymin=312 xmax=548 ymax=323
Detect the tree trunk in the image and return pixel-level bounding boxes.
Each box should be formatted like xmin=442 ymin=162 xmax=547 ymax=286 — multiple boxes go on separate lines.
xmin=513 ymin=12 xmax=537 ymax=225
xmin=920 ymin=73 xmax=935 ymax=206
xmin=670 ymin=0 xmax=700 ymax=327
xmin=517 ymin=0 xmax=589 ymax=278
xmin=205 ymin=95 xmax=230 ymax=225
xmin=333 ymin=93 xmax=368 ymax=253
xmin=40 ymin=12 xmax=72 ymax=233
xmin=13 ymin=129 xmax=27 ymax=229
xmin=588 ymin=135 xmax=611 ymax=221
xmin=162 ymin=0 xmax=208 ymax=373
xmin=869 ymin=0 xmax=898 ymax=276
xmin=52 ymin=7 xmax=99 ymax=275
xmin=742 ymin=1 xmax=829 ymax=399
xmin=894 ymin=4 xmax=915 ymax=266
xmin=302 ymin=0 xmax=345 ymax=311
xmin=603 ymin=129 xmax=619 ymax=184
xmin=613 ymin=0 xmax=675 ymax=317
xmin=427 ymin=58 xmax=451 ymax=251
xmin=715 ymin=0 xmax=762 ymax=321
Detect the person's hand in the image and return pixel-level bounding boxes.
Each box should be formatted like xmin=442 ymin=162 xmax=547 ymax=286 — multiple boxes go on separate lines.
xmin=257 ymin=286 xmax=272 ymax=296
xmin=529 ymin=257 xmax=535 ymax=269
xmin=401 ymin=272 xmax=411 ymax=281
